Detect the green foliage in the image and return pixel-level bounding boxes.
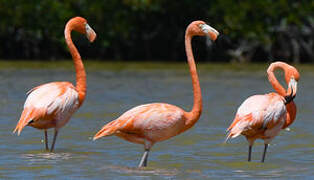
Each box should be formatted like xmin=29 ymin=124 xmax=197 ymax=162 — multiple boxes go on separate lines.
xmin=0 ymin=0 xmax=313 ymax=62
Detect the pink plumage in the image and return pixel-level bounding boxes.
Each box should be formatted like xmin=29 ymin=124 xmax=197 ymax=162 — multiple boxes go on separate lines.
xmin=93 ymin=21 xmax=220 ymax=167
xmin=14 ymin=82 xmax=79 ymax=135
xmin=13 ymin=17 xmax=96 ymax=151
xmin=226 ymin=61 xmax=300 ymax=162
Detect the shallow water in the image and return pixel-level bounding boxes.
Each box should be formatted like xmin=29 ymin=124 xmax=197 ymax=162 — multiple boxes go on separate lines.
xmin=0 ymin=65 xmax=313 ymax=179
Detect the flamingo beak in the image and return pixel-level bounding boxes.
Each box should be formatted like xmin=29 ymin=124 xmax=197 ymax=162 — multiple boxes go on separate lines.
xmin=85 ymin=23 xmax=96 ymax=43
xmin=284 ymin=78 xmax=297 ymax=105
xmin=289 ymin=78 xmax=297 ymax=97
xmin=200 ymin=24 xmax=219 ymax=41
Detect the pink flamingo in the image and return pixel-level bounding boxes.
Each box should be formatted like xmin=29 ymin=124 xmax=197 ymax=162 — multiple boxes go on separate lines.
xmin=93 ymin=21 xmax=219 ymax=167
xmin=226 ymin=62 xmax=300 ymax=162
xmin=13 ymin=17 xmax=96 ymax=152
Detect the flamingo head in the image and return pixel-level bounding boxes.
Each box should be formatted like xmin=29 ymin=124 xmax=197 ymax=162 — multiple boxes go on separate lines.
xmin=67 ymin=17 xmax=97 ymax=42
xmin=187 ymin=21 xmax=219 ymax=41
xmin=284 ymin=64 xmax=300 ymax=104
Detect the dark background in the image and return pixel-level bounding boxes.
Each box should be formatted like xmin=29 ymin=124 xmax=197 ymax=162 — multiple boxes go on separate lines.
xmin=0 ymin=0 xmax=313 ymax=63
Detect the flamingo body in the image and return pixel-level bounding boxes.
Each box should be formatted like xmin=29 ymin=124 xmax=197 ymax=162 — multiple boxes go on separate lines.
xmin=94 ymin=103 xmax=186 ymax=147
xmin=13 ymin=17 xmax=96 ymax=151
xmin=14 ymin=82 xmax=79 ymax=134
xmin=94 ymin=21 xmax=219 ymax=167
xmin=226 ymin=61 xmax=300 ymax=162
xmin=227 ymin=93 xmax=286 ymax=144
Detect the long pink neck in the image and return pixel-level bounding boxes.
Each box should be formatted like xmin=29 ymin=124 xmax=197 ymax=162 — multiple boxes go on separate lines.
xmin=65 ymin=23 xmax=86 ymax=106
xmin=267 ymin=62 xmax=297 ymax=128
xmin=267 ymin=63 xmax=287 ymax=96
xmin=185 ymin=33 xmax=202 ymax=129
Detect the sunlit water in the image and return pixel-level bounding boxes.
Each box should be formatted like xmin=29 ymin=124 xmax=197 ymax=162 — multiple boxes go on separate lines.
xmin=0 ymin=66 xmax=313 ymax=179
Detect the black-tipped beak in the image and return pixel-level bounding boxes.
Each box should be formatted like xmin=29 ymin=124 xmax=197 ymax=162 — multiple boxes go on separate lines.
xmin=284 ymin=86 xmax=295 ymax=105
xmin=284 ymin=78 xmax=297 ymax=105
xmin=200 ymin=24 xmax=219 ymax=41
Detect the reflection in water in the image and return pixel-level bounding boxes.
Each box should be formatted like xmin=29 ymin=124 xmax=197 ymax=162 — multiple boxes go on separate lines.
xmin=101 ymin=165 xmax=179 ymax=177
xmin=21 ymin=152 xmax=72 ymax=164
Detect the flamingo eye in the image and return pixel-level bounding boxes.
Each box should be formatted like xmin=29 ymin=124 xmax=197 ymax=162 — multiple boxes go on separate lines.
xmin=85 ymin=23 xmax=91 ymax=32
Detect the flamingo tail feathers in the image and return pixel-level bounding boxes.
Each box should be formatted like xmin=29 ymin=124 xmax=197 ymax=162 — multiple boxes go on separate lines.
xmin=93 ymin=120 xmax=120 ymax=140
xmin=225 ymin=113 xmax=252 ymax=143
xmin=13 ymin=108 xmax=35 ymax=135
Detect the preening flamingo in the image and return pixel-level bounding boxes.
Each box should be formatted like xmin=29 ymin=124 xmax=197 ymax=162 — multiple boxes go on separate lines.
xmin=13 ymin=17 xmax=96 ymax=152
xmin=93 ymin=21 xmax=219 ymax=167
xmin=226 ymin=62 xmax=300 ymax=162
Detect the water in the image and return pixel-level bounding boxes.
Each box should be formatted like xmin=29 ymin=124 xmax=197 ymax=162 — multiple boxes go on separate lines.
xmin=0 ymin=65 xmax=313 ymax=179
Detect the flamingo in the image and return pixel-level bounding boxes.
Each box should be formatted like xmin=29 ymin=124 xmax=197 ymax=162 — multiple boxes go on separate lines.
xmin=226 ymin=61 xmax=300 ymax=162
xmin=13 ymin=17 xmax=96 ymax=152
xmin=93 ymin=21 xmax=219 ymax=167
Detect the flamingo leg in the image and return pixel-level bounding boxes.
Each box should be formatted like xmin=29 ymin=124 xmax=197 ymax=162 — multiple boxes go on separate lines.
xmin=261 ymin=144 xmax=268 ymax=163
xmin=248 ymin=145 xmax=252 ymax=162
xmin=138 ymin=149 xmax=150 ymax=167
xmin=44 ymin=130 xmax=49 ymax=151
xmin=50 ymin=130 xmax=59 ymax=152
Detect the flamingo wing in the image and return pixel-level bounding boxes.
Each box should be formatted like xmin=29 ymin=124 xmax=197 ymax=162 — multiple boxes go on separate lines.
xmin=226 ymin=93 xmax=286 ymax=141
xmin=93 ymin=103 xmax=185 ymax=141
xmin=14 ymin=82 xmax=79 ymax=135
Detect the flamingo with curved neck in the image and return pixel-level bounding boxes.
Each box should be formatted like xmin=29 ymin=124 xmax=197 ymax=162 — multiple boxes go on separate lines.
xmin=13 ymin=17 xmax=96 ymax=152
xmin=226 ymin=61 xmax=300 ymax=162
xmin=93 ymin=21 xmax=219 ymax=167
xmin=267 ymin=62 xmax=298 ymax=129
